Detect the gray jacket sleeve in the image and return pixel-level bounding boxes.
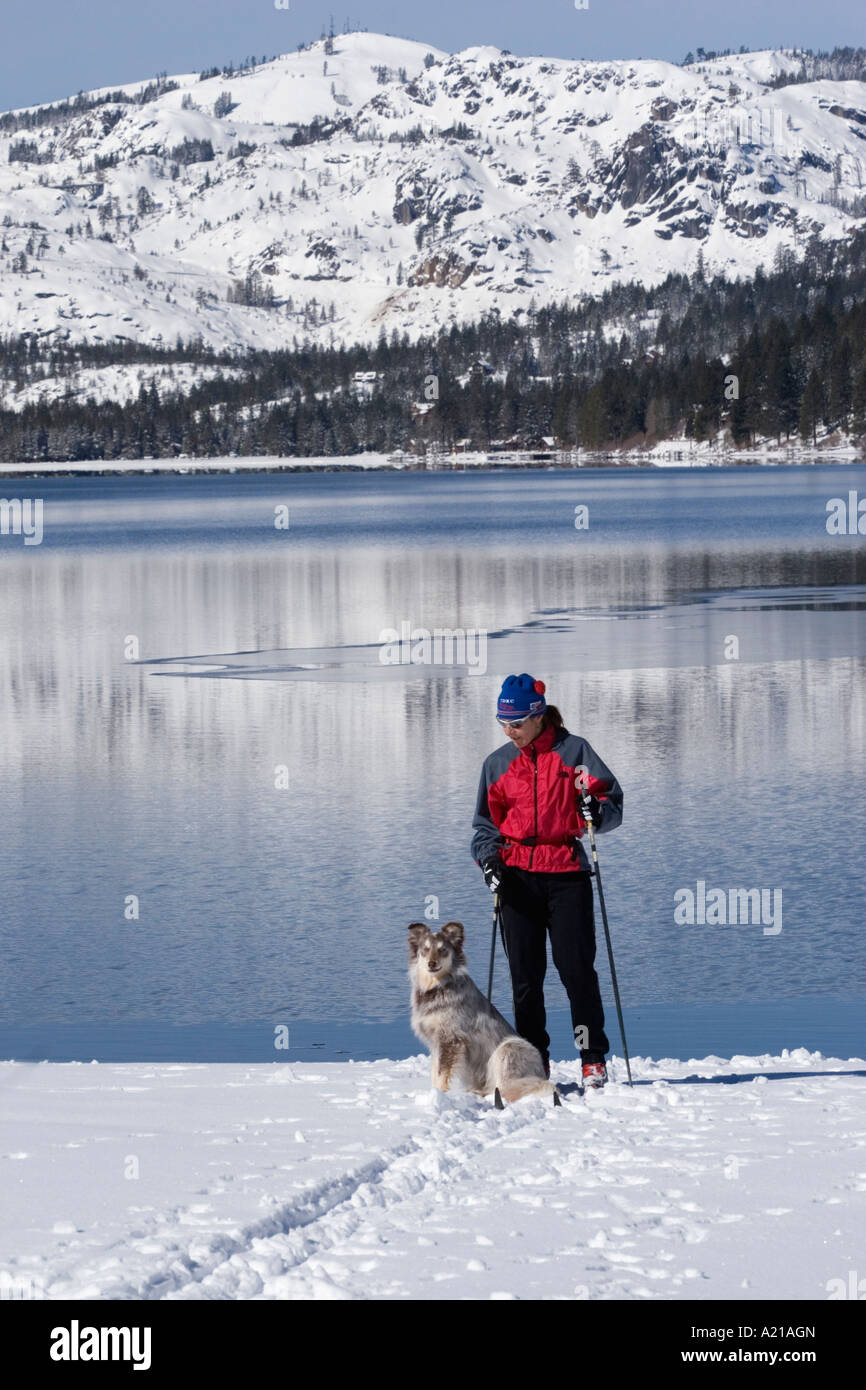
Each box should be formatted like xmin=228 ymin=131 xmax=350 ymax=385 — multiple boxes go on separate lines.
xmin=470 ymin=759 xmax=503 ymax=865
xmin=575 ymin=737 xmax=624 ymax=834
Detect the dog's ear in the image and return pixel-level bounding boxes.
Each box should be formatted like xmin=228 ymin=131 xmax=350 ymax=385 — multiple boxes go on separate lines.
xmin=407 ymin=923 xmax=429 ymax=960
xmin=440 ymin=921 xmax=465 ymax=953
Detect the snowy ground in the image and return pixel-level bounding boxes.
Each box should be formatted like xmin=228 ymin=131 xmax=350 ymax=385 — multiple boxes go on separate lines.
xmin=0 ymin=452 xmax=400 ymax=475
xmin=0 ymin=440 xmax=862 ymax=476
xmin=1 ymin=1050 xmax=864 ymax=1301
xmin=0 ymin=364 xmax=247 ymax=414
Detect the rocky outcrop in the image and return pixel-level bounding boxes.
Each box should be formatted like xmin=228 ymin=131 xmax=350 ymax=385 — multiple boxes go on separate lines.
xmin=408 ymin=252 xmax=476 ymax=287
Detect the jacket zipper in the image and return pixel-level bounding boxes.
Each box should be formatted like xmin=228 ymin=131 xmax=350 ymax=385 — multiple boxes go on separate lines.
xmin=529 ymin=745 xmax=538 ymax=869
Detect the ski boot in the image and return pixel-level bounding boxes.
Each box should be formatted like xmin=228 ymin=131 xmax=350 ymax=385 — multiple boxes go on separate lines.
xmin=581 ymin=1054 xmax=608 ymax=1089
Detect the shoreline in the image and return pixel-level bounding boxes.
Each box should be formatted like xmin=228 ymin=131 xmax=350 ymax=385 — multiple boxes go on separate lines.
xmin=0 ymin=446 xmax=864 ymax=479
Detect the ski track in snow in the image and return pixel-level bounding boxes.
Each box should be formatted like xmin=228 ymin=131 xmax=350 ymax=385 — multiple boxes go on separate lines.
xmin=2 ymin=1052 xmax=865 ymax=1301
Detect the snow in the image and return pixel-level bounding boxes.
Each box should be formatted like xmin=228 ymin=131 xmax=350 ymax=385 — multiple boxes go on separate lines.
xmin=0 ymin=362 xmax=245 ymax=412
xmin=1 ymin=36 xmax=864 ymax=355
xmin=0 ymin=452 xmax=401 ymax=475
xmin=1 ymin=1050 xmax=863 ymax=1300
xmin=0 ymin=435 xmax=861 ymax=476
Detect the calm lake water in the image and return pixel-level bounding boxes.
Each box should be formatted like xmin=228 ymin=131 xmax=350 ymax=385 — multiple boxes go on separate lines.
xmin=1 ymin=465 xmax=864 ymax=1064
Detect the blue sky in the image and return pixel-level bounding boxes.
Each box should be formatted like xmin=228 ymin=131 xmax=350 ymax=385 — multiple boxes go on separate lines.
xmin=1 ymin=0 xmax=863 ymax=110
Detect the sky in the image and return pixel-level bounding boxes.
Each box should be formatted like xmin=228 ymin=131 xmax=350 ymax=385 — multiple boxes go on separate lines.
xmin=0 ymin=0 xmax=863 ymax=111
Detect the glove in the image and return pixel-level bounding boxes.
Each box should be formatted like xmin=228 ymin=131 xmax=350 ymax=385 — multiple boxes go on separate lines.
xmin=579 ymin=793 xmax=604 ymax=829
xmin=481 ymin=857 xmax=506 ymax=893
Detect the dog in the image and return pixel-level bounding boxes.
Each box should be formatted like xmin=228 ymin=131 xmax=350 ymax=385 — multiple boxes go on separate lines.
xmin=408 ymin=921 xmax=560 ymax=1106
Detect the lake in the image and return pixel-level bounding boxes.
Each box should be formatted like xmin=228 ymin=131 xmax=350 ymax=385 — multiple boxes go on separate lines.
xmin=0 ymin=465 xmax=864 ymax=1064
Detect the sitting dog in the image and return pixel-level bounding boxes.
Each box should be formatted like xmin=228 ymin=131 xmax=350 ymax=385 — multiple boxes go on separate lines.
xmin=408 ymin=921 xmax=560 ymax=1106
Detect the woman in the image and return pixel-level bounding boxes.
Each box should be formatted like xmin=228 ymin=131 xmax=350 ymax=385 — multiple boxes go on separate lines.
xmin=470 ymin=673 xmax=624 ymax=1088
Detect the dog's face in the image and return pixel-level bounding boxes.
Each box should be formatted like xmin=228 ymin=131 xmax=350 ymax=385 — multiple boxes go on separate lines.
xmin=408 ymin=921 xmax=466 ymax=988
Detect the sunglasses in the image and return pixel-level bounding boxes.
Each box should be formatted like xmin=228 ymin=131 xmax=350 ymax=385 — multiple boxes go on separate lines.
xmin=496 ymin=713 xmax=535 ymax=728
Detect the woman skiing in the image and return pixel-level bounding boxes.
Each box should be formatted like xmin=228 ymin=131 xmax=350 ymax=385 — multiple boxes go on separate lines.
xmin=470 ymin=674 xmax=624 ymax=1088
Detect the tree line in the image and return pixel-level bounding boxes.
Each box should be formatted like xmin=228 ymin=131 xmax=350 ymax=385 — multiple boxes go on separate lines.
xmin=2 ymin=228 xmax=866 ymax=461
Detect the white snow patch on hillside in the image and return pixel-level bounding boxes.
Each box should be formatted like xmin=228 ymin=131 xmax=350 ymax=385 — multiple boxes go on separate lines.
xmin=0 ymin=363 xmax=244 ymax=411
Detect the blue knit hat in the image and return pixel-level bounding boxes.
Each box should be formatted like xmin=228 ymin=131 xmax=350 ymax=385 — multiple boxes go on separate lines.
xmin=497 ymin=673 xmax=547 ymax=721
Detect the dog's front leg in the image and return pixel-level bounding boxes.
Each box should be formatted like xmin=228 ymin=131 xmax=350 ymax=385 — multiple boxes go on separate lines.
xmin=431 ymin=1048 xmax=449 ymax=1090
xmin=431 ymin=1038 xmax=460 ymax=1091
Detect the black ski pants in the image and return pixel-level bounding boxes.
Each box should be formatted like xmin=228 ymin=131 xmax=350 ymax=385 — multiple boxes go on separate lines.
xmin=498 ymin=866 xmax=609 ymax=1063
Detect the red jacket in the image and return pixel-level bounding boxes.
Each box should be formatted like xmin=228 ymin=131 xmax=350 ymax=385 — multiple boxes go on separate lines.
xmin=471 ymin=723 xmax=623 ymax=874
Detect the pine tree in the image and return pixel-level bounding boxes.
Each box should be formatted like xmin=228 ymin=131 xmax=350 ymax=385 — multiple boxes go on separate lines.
xmin=852 ymin=363 xmax=866 ymax=438
xmin=799 ymin=369 xmax=823 ymax=445
xmin=762 ymin=326 xmax=798 ymax=441
xmin=827 ymin=338 xmax=852 ymax=428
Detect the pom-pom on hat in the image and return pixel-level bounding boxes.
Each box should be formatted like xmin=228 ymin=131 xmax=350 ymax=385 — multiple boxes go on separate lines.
xmin=497 ymin=673 xmax=547 ymax=721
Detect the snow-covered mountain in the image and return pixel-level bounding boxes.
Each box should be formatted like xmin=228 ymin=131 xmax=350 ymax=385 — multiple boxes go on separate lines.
xmin=2 ymin=32 xmax=866 ymax=353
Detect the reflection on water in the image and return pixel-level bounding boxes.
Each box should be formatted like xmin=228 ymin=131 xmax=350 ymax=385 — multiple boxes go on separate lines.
xmin=0 ymin=467 xmax=864 ymax=1060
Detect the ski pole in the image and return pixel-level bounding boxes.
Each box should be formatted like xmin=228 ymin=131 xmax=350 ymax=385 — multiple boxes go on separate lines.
xmin=579 ymin=792 xmax=633 ymax=1087
xmin=487 ymin=889 xmax=499 ymax=1005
